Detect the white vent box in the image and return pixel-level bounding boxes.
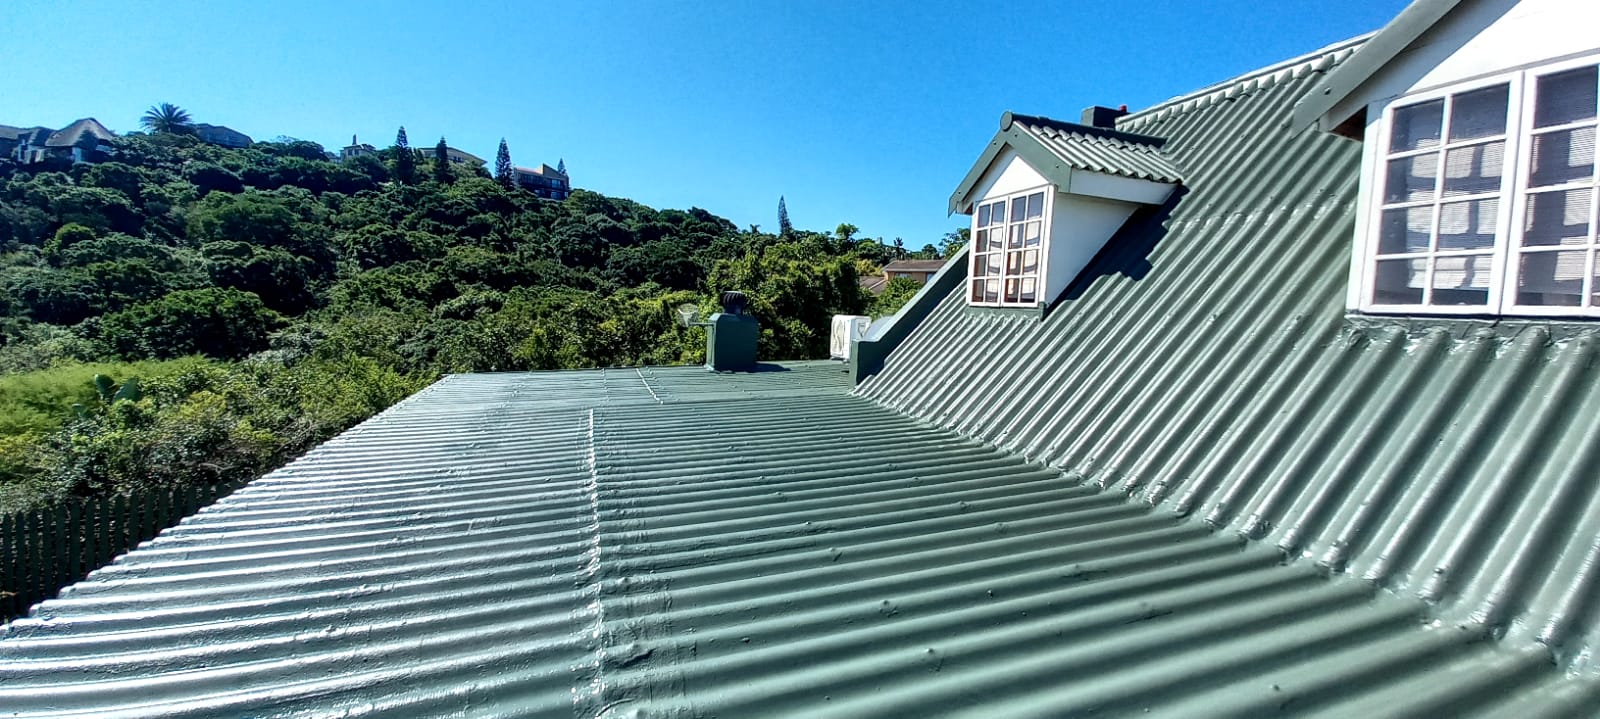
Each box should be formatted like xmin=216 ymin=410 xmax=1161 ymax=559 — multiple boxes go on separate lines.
xmin=829 ymin=315 xmax=871 ymax=360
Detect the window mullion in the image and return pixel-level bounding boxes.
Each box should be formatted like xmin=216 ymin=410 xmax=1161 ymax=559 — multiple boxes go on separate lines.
xmin=1494 ymin=72 xmax=1532 ymax=313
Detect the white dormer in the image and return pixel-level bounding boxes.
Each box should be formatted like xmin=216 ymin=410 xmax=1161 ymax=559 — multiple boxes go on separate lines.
xmin=1296 ymin=0 xmax=1600 ymax=317
xmin=949 ymin=112 xmax=1181 ymax=308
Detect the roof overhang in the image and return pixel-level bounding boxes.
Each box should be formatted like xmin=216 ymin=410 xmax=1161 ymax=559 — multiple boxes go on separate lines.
xmin=1288 ymin=0 xmax=1464 ymax=133
xmin=949 ymin=112 xmax=1179 ymax=215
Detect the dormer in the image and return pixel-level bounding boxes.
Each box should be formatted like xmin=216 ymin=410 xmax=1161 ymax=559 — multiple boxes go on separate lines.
xmin=949 ymin=111 xmax=1181 ymax=308
xmin=1294 ymin=0 xmax=1600 ymax=317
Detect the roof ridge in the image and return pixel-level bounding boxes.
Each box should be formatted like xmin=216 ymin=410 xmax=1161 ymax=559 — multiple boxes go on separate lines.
xmin=1121 ymin=32 xmax=1371 ymax=126
xmin=1006 ymin=112 xmax=1167 ymax=148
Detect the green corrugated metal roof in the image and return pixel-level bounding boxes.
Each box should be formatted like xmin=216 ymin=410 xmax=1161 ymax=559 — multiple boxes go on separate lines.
xmin=1008 ymin=112 xmax=1184 ymax=183
xmin=6 ymin=29 xmax=1600 ymax=718
xmin=863 ymin=27 xmax=1600 ymax=695
xmin=949 ymin=112 xmax=1183 ymax=215
xmin=4 ymin=360 xmax=1596 ymax=717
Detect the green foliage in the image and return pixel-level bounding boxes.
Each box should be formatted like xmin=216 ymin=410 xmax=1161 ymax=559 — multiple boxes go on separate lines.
xmin=494 ymin=139 xmax=514 ymax=189
xmin=872 ymin=276 xmax=923 ymax=316
xmin=99 ymin=287 xmax=283 ymax=360
xmin=0 ymin=125 xmax=950 ymax=513
xmin=46 ymin=223 xmax=96 ymax=260
xmin=393 ymin=127 xmax=416 ymax=185
xmin=432 ymin=137 xmax=454 ymax=184
xmin=140 ymin=103 xmax=194 ymax=135
xmin=707 ymin=242 xmax=868 ymax=360
xmin=0 ymin=358 xmax=207 ymax=437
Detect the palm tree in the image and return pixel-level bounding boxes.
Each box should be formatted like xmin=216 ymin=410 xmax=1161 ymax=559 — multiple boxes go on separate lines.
xmin=140 ymin=103 xmax=194 ymax=134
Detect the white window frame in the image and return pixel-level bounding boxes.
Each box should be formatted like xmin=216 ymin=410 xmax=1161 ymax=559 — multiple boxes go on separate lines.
xmin=1354 ymin=52 xmax=1600 ymax=318
xmin=968 ymin=185 xmax=1053 ymax=308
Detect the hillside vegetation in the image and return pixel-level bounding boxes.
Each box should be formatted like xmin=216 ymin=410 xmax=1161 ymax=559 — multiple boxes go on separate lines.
xmin=0 ymin=131 xmax=938 ymax=511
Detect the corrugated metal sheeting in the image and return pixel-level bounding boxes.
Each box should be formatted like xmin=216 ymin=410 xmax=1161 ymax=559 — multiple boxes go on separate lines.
xmin=6 ymin=37 xmax=1600 ymax=719
xmin=860 ymin=34 xmax=1600 ymax=698
xmin=5 ymin=363 xmax=1597 ymax=717
xmin=1010 ymin=113 xmax=1185 ymax=183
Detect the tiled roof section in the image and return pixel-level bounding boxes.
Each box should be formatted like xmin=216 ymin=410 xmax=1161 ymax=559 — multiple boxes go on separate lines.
xmin=1008 ymin=112 xmax=1183 ymax=183
xmin=861 ymin=33 xmax=1600 ymax=692
xmin=883 ymin=259 xmax=948 ymax=273
xmin=4 ymin=362 xmax=1596 ymax=717
xmin=44 ymin=118 xmax=113 ymax=148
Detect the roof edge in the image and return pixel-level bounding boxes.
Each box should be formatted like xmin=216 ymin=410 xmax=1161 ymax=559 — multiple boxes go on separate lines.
xmin=1005 ymin=111 xmax=1168 ymax=148
xmin=1289 ymin=0 xmax=1464 ymax=132
xmin=1121 ymin=33 xmax=1372 ymax=127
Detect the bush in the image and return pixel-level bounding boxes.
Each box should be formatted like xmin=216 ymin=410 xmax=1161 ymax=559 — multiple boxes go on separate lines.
xmin=99 ymin=287 xmax=283 ymax=360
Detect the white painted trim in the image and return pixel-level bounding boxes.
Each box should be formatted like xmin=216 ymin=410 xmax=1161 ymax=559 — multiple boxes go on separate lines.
xmin=1065 ymin=171 xmax=1175 ymax=205
xmin=967 ymin=184 xmax=1052 ymax=308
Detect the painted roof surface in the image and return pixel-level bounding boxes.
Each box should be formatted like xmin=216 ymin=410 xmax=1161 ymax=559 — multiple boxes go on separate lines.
xmin=5 ymin=359 xmax=1594 ymax=717
xmin=861 ymin=31 xmax=1600 ymax=699
xmin=1007 ymin=113 xmax=1184 ymax=184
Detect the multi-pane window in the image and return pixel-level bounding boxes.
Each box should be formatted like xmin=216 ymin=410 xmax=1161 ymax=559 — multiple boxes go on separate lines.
xmin=970 ymin=188 xmax=1047 ymax=306
xmin=1362 ymin=55 xmax=1600 ymax=317
xmin=1512 ymin=64 xmax=1599 ymax=310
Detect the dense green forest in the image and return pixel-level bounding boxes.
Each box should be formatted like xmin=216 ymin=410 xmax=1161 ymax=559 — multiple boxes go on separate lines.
xmin=0 ymin=125 xmax=947 ymax=512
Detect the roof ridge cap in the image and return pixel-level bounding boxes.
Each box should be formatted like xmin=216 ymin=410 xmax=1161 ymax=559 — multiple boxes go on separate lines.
xmin=1005 ymin=112 xmax=1168 ymax=148
xmin=1121 ymin=32 xmax=1372 ymax=125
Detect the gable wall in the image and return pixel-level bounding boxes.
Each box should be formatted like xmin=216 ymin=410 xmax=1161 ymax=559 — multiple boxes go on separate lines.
xmin=970 ymin=148 xmax=1049 ymax=205
xmin=1330 ymin=0 xmax=1600 ymax=122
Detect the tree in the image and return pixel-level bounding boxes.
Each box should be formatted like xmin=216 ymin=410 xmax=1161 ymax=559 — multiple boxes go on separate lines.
xmin=139 ymin=103 xmax=195 ymax=135
xmin=557 ymin=159 xmax=566 ymax=175
xmin=494 ymin=139 xmax=514 ymax=190
xmin=393 ymin=126 xmax=416 ymax=184
xmin=432 ymin=137 xmax=454 ymax=184
xmin=939 ymin=227 xmax=970 ymax=258
xmin=778 ymin=196 xmax=793 ymax=237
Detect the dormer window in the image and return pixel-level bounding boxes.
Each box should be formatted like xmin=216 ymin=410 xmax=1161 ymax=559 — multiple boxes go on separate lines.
xmin=950 ymin=111 xmax=1181 ymax=310
xmin=1357 ymin=55 xmax=1600 ymax=316
xmin=970 ymin=189 xmax=1047 ymax=305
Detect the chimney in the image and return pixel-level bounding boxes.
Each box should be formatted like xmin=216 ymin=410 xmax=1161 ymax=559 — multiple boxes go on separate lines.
xmin=1080 ymin=105 xmax=1129 ymax=129
xmin=705 ymin=291 xmax=759 ymax=371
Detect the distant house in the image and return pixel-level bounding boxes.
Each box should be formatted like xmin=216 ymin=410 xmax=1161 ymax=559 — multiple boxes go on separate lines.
xmin=339 ymin=135 xmax=378 ymax=161
xmin=193 ymin=123 xmax=252 ymax=148
xmin=515 ymin=163 xmax=570 ymax=199
xmin=1 ymin=118 xmax=115 ymax=165
xmin=860 ymin=258 xmax=948 ymax=294
xmin=0 ymin=126 xmax=46 ymax=162
xmin=415 ymin=144 xmax=484 ymax=167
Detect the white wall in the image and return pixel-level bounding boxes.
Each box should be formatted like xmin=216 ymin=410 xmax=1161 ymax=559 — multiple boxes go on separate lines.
xmin=971 ymin=148 xmax=1048 ymax=204
xmin=1331 ymin=0 xmax=1600 ymax=121
xmin=1043 ymin=193 xmax=1139 ymax=304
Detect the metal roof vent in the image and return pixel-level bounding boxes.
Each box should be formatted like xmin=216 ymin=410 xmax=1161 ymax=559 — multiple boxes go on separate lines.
xmin=720 ymin=291 xmax=749 ymax=315
xmin=706 ymin=291 xmax=758 ymax=371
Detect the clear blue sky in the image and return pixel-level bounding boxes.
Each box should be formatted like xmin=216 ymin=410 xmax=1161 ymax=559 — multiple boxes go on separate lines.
xmin=1 ymin=0 xmax=1408 ymax=246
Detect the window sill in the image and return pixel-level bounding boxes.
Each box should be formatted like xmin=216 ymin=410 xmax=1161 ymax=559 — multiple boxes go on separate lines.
xmin=1345 ymin=310 xmax=1600 ymax=342
xmin=964 ymin=303 xmax=1047 ymax=321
